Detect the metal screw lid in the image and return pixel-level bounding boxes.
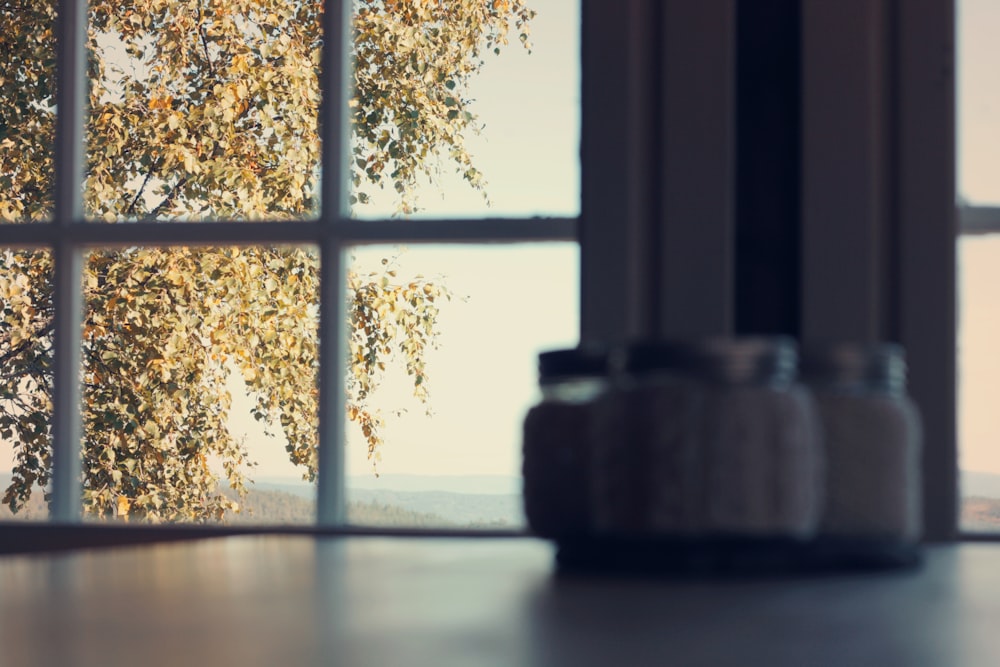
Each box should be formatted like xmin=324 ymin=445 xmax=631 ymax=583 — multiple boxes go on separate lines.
xmin=800 ymin=342 xmax=907 ymax=394
xmin=623 ymin=336 xmax=798 ymax=385
xmin=537 ymin=345 xmax=610 ymax=384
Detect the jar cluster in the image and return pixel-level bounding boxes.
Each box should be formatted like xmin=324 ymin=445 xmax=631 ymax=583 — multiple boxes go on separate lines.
xmin=521 ymin=338 xmax=922 ymax=545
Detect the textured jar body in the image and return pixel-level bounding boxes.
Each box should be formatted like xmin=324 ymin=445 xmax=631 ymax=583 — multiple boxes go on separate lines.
xmin=813 ymin=388 xmax=922 ymax=541
xmin=698 ymin=382 xmax=823 ymax=536
xmin=522 ymin=378 xmax=604 ymax=539
xmin=591 ymin=362 xmax=824 ymax=539
xmin=590 ymin=375 xmax=700 ymax=536
xmin=802 ymin=343 xmax=923 ymax=543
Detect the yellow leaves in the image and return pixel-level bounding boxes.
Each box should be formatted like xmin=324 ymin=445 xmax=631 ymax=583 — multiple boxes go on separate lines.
xmin=149 ymin=95 xmax=173 ymax=111
xmin=148 ymin=358 xmax=171 ymax=383
xmin=117 ymin=495 xmax=131 ymax=519
xmin=350 ymin=0 xmax=534 ymax=212
xmin=165 ymin=266 xmax=185 ymax=286
xmin=8 ymin=327 xmax=25 ymax=348
xmin=182 ymin=151 xmax=199 ymax=174
xmin=230 ymin=53 xmax=250 ymax=74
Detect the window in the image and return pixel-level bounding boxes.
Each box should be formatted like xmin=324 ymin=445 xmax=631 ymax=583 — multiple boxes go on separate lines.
xmin=0 ymin=0 xmax=961 ymax=540
xmin=0 ymin=0 xmax=586 ymax=527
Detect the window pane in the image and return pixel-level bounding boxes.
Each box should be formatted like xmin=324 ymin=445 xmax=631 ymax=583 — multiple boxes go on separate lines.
xmin=80 ymin=246 xmax=318 ymax=524
xmin=958 ymin=236 xmax=1000 ymax=530
xmin=0 ymin=249 xmax=53 ymax=521
xmin=959 ymin=0 xmax=1000 ymax=205
xmin=350 ymin=0 xmax=580 ymax=219
xmin=344 ymin=243 xmax=579 ymax=529
xmin=0 ymin=5 xmax=56 ymax=223
xmin=85 ymin=2 xmax=321 ymax=222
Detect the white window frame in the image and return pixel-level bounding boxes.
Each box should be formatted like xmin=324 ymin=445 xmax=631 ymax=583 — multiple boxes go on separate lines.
xmin=19 ymin=0 xmax=580 ymax=527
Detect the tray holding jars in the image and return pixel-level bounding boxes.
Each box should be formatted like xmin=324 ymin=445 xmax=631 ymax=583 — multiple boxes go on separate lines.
xmin=552 ymin=535 xmax=922 ymax=577
xmin=522 ymin=339 xmax=924 ymax=576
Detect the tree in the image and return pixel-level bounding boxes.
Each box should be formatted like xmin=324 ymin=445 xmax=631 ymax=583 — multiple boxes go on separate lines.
xmin=0 ymin=0 xmax=534 ymax=521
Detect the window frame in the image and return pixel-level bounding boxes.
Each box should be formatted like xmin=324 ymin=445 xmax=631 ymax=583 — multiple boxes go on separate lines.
xmin=0 ymin=0 xmax=962 ymax=541
xmin=896 ymin=0 xmax=957 ymax=541
xmin=8 ymin=0 xmax=582 ymax=527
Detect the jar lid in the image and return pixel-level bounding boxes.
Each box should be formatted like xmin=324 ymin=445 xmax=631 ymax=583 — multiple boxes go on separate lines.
xmin=537 ymin=346 xmax=610 ymax=383
xmin=623 ymin=336 xmax=798 ymax=384
xmin=800 ymin=342 xmax=907 ymax=393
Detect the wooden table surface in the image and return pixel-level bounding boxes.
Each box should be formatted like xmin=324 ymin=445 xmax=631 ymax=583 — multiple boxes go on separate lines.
xmin=1 ymin=535 xmax=998 ymax=666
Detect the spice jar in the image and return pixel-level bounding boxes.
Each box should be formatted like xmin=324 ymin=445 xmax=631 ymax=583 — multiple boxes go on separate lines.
xmin=522 ymin=346 xmax=609 ymax=539
xmin=591 ymin=337 xmax=824 ymax=539
xmin=802 ymin=343 xmax=922 ymax=542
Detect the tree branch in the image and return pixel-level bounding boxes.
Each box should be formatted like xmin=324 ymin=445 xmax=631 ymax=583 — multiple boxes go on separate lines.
xmin=197 ymin=7 xmax=216 ymax=78
xmin=148 ymin=177 xmax=188 ymax=219
xmin=125 ymin=168 xmax=155 ymax=217
xmin=0 ymin=321 xmax=54 ymax=369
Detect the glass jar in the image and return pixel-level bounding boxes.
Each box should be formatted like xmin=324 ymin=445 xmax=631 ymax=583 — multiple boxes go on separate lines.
xmin=591 ymin=337 xmax=824 ymax=539
xmin=522 ymin=346 xmax=609 ymax=539
xmin=801 ymin=343 xmax=922 ymax=542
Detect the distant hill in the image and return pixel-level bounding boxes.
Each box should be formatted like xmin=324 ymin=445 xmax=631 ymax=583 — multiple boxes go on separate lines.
xmin=222 ymin=486 xmax=461 ymax=527
xmin=0 ymin=472 xmax=521 ymax=527
xmin=346 ymin=488 xmax=521 ymax=527
xmin=19 ymin=470 xmax=1000 ymax=532
xmin=0 ymin=480 xmax=47 ymax=521
xmin=250 ymin=474 xmax=523 ymax=526
xmin=961 ymin=496 xmax=1000 ymax=531
xmin=960 ymin=470 xmax=1000 ymax=499
xmin=347 ymin=474 xmax=521 ymax=496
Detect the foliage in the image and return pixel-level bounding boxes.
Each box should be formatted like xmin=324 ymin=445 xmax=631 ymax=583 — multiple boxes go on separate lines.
xmin=352 ymin=0 xmax=534 ymax=212
xmin=0 ymin=0 xmax=533 ymax=521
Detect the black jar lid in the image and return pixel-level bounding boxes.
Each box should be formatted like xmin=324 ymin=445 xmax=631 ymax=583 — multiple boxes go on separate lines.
xmin=623 ymin=336 xmax=798 ymax=384
xmin=800 ymin=342 xmax=907 ymax=393
xmin=537 ymin=345 xmax=610 ymax=384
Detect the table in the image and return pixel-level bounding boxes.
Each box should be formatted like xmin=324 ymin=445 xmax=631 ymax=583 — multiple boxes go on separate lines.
xmin=1 ymin=535 xmax=998 ymax=666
